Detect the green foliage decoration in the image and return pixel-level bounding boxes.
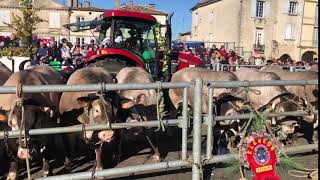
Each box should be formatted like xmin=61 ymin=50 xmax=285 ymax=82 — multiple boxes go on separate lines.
xmin=154 ymin=23 xmax=169 ymax=78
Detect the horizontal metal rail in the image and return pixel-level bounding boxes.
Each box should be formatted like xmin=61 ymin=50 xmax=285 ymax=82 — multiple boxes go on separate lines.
xmin=208 ymin=110 xmax=319 ymax=122
xmin=0 ymin=82 xmax=191 ymax=94
xmin=36 ymin=144 xmax=318 ymax=180
xmin=0 ymin=119 xmax=180 ymax=139
xmin=37 ymin=160 xmax=190 ymax=180
xmin=0 ymin=80 xmax=316 ymax=94
xmin=1 ymin=110 xmax=317 ymax=139
xmin=207 ymin=79 xmax=318 ymax=88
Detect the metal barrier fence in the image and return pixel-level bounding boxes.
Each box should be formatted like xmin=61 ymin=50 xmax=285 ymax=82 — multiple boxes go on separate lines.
xmin=0 ymin=79 xmax=318 ymax=180
xmin=213 ymin=63 xmax=312 ymax=72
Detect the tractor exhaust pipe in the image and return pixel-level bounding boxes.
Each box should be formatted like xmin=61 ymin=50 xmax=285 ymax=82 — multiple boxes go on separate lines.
xmin=165 ymin=13 xmax=174 ymax=80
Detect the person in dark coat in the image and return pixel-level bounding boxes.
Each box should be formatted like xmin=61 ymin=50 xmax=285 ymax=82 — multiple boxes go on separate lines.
xmin=196 ymin=42 xmax=206 ymax=60
xmin=47 ymin=41 xmax=62 ymax=62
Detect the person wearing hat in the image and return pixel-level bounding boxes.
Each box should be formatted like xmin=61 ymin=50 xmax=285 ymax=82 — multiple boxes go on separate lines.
xmin=125 ymin=29 xmax=139 ymax=50
xmin=89 ymin=39 xmax=98 ymax=50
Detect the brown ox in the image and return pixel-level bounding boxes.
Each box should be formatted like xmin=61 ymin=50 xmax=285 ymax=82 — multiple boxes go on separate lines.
xmin=260 ymin=66 xmax=318 ymax=143
xmin=169 ymin=67 xmax=247 ymax=153
xmin=0 ymin=65 xmax=64 ymax=179
xmin=116 ymin=67 xmax=160 ymax=161
xmin=59 ymin=67 xmax=121 ymax=171
xmin=234 ymin=67 xmax=301 ymax=143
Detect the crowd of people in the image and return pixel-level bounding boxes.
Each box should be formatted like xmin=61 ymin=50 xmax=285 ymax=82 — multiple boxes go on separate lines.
xmin=0 ymin=34 xmax=100 ymax=74
xmin=174 ymin=42 xmax=318 ymax=71
xmin=174 ymin=42 xmax=242 ymax=70
xmin=1 ymin=34 xmax=318 ymax=72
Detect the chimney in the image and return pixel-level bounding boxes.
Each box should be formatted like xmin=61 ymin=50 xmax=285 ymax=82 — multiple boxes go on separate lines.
xmin=67 ymin=0 xmax=78 ymax=7
xmin=147 ymin=3 xmax=155 ymax=9
xmin=115 ymin=0 xmax=120 ymax=9
xmin=83 ymin=0 xmax=91 ymax=7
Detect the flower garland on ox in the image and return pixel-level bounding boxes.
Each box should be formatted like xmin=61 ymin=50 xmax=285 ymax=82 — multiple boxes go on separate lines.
xmin=227 ymin=112 xmax=313 ymax=180
xmin=239 ymin=131 xmax=281 ymax=180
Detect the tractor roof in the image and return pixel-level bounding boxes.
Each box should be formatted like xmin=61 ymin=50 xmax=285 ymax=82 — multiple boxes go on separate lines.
xmin=102 ymin=10 xmax=157 ymax=24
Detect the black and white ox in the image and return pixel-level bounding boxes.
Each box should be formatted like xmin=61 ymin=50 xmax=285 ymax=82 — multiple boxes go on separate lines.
xmin=0 ymin=65 xmax=64 ymax=179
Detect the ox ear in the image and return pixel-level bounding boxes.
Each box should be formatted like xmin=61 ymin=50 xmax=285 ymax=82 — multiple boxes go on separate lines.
xmin=77 ymin=97 xmax=91 ymax=108
xmin=136 ymin=94 xmax=147 ymax=106
xmin=120 ymin=99 xmax=135 ymax=109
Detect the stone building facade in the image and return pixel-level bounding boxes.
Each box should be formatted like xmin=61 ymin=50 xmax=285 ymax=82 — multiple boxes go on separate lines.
xmin=0 ymin=0 xmax=168 ymax=45
xmin=191 ymin=0 xmax=318 ymax=62
xmin=0 ymin=0 xmax=69 ymax=42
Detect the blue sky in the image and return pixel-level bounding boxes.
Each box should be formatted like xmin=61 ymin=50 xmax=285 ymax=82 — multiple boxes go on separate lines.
xmin=56 ymin=0 xmax=199 ymax=39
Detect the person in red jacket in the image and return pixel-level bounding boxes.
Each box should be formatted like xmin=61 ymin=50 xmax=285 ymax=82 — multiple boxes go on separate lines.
xmin=219 ymin=45 xmax=227 ymax=58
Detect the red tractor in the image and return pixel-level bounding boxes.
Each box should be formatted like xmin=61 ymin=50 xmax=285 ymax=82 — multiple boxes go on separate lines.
xmin=64 ymin=10 xmax=201 ymax=80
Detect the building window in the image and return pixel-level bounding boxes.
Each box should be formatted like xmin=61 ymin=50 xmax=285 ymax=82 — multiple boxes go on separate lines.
xmin=0 ymin=10 xmax=10 ymax=26
xmin=76 ymin=16 xmax=85 ymax=23
xmin=256 ymin=0 xmax=264 ymax=17
xmin=313 ymin=27 xmax=318 ymax=47
xmin=285 ymin=24 xmax=295 ymax=40
xmin=209 ymin=11 xmax=214 ymax=24
xmin=77 ymin=37 xmax=85 ymax=46
xmin=255 ymin=28 xmax=264 ymax=45
xmin=195 ymin=13 xmax=198 ymax=27
xmin=49 ymin=13 xmax=60 ymax=28
xmin=288 ymin=1 xmax=298 ymax=15
xmin=315 ymin=5 xmax=318 ymax=26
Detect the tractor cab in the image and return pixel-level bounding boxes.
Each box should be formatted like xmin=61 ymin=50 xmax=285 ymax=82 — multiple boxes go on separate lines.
xmin=64 ymin=10 xmax=201 ymax=79
xmin=65 ymin=10 xmax=160 ymax=77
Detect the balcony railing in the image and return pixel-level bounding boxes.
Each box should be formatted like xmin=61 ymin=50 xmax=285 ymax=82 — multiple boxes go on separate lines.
xmin=253 ymin=44 xmax=265 ymax=52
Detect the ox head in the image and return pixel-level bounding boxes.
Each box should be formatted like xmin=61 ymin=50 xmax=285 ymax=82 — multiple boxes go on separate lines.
xmin=215 ymin=95 xmax=249 ymax=150
xmin=118 ymin=92 xmax=155 ymax=135
xmin=263 ymin=93 xmax=302 ymax=135
xmin=77 ymin=92 xmax=119 ymax=143
xmin=0 ymin=101 xmax=52 ymax=160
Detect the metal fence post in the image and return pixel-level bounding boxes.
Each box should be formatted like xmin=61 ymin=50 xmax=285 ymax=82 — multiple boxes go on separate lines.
xmin=206 ymin=87 xmax=214 ymax=160
xmin=192 ymin=78 xmax=203 ymax=180
xmin=181 ymin=87 xmax=188 ymax=160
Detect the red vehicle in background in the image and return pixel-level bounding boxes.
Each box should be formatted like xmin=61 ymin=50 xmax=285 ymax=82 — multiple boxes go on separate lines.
xmin=64 ymin=10 xmax=201 ymax=80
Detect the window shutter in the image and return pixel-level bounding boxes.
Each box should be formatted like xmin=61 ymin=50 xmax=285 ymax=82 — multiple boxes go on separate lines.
xmin=285 ymin=24 xmax=292 ymax=39
xmin=49 ymin=13 xmax=60 ymax=28
xmin=70 ymin=36 xmax=76 ymax=44
xmin=261 ymin=29 xmax=264 ymax=44
xmin=85 ymin=37 xmax=91 ymax=44
xmin=315 ymin=6 xmax=318 ymax=26
xmin=298 ymin=2 xmax=304 ymax=16
xmin=291 ymin=24 xmax=295 ymax=39
xmin=251 ymin=0 xmax=257 ymax=17
xmin=0 ymin=11 xmax=10 ymax=26
xmin=209 ymin=11 xmax=214 ymax=24
xmin=284 ymin=0 xmax=290 ymax=14
xmin=264 ymin=0 xmax=271 ymax=17
xmin=195 ymin=13 xmax=198 ymax=27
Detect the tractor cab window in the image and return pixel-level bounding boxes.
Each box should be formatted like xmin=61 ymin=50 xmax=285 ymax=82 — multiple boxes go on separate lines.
xmin=113 ymin=19 xmax=158 ymax=73
xmin=98 ymin=22 xmax=112 ymax=48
